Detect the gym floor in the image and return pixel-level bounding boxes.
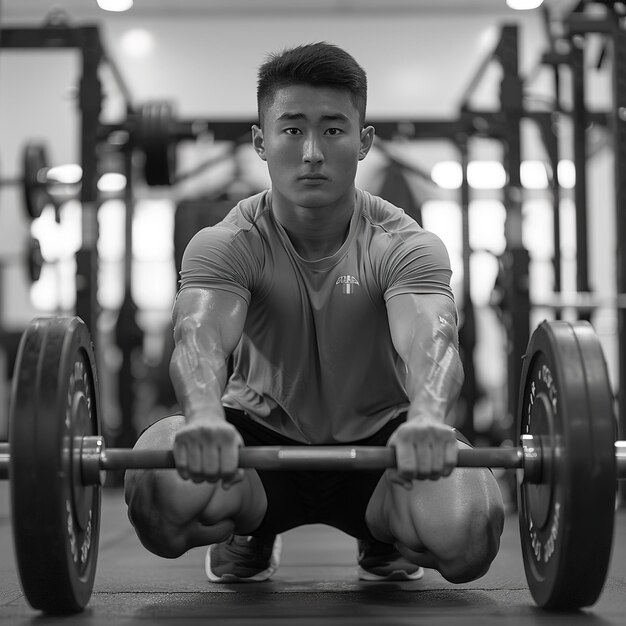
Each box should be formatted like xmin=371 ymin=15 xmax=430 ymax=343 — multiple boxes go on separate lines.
xmin=0 ymin=481 xmax=624 ymax=626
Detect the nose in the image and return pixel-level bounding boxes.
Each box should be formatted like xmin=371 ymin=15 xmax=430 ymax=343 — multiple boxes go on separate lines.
xmin=302 ymin=133 xmax=324 ymax=164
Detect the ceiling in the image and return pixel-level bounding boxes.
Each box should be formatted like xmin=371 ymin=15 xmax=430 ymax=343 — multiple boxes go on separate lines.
xmin=0 ymin=0 xmax=579 ymax=20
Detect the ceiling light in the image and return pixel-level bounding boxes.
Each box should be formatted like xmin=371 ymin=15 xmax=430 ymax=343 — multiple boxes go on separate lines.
xmin=97 ymin=0 xmax=133 ymax=12
xmin=506 ymin=0 xmax=544 ymax=10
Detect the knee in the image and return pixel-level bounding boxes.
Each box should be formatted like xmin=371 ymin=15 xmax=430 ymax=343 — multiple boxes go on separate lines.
xmin=124 ymin=470 xmax=188 ymax=559
xmin=438 ymin=499 xmax=505 ymax=584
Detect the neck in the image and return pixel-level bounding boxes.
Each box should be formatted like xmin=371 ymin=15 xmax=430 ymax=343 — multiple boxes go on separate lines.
xmin=270 ymin=189 xmax=356 ymax=261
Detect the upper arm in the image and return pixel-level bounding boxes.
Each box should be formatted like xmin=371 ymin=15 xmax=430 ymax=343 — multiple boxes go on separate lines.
xmin=172 ymin=287 xmax=248 ymax=359
xmin=386 ymin=292 xmax=458 ymax=363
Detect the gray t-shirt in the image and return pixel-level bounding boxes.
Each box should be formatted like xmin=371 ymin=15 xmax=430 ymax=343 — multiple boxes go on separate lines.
xmin=178 ymin=188 xmax=455 ymax=444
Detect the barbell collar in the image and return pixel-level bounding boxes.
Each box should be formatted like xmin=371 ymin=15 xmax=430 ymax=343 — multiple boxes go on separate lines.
xmin=617 ymin=441 xmax=626 ymax=478
xmin=80 ymin=434 xmax=106 ymax=487
xmin=0 ymin=442 xmax=8 ymax=479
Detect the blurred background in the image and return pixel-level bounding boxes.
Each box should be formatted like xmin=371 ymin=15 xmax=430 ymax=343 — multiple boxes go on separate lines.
xmin=0 ymin=0 xmax=622 ymax=503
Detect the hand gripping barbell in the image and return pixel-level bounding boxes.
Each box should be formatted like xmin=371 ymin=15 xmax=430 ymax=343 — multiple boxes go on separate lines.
xmin=0 ymin=316 xmax=624 ymax=615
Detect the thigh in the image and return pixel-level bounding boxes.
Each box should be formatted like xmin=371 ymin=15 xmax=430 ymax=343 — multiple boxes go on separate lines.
xmin=125 ymin=414 xmax=266 ymax=542
xmin=365 ymin=440 xmax=504 ymax=550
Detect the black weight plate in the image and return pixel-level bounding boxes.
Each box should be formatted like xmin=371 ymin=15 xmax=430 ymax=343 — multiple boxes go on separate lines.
xmin=517 ymin=320 xmax=616 ymax=610
xmin=140 ymin=101 xmax=177 ymax=186
xmin=9 ymin=317 xmax=102 ymax=614
xmin=27 ymin=235 xmax=44 ymax=283
xmin=22 ymin=143 xmax=50 ymax=219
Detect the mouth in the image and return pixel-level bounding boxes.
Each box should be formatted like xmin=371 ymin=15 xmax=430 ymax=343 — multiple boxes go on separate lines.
xmin=299 ymin=174 xmax=328 ymax=183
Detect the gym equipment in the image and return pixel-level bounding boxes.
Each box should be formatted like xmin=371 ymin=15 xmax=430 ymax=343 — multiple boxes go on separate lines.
xmin=0 ymin=316 xmax=624 ymax=614
xmin=6 ymin=317 xmax=100 ymax=614
xmin=0 ymin=235 xmax=44 ymax=283
xmin=135 ymin=101 xmax=177 ymax=186
xmin=0 ymin=142 xmax=55 ymax=219
xmin=22 ymin=142 xmax=52 ymax=219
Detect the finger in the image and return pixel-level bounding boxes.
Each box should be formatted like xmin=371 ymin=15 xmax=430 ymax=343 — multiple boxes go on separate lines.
xmin=222 ymin=468 xmax=246 ymax=490
xmin=200 ymin=441 xmax=220 ymax=483
xmin=416 ymin=440 xmax=433 ymax=479
xmin=221 ymin=429 xmax=245 ymax=488
xmin=442 ymin=438 xmax=459 ymax=477
xmin=187 ymin=442 xmax=210 ymax=483
xmin=218 ymin=443 xmax=239 ymax=486
xmin=430 ymin=438 xmax=446 ymax=477
xmin=173 ymin=440 xmax=190 ymax=481
xmin=388 ymin=468 xmax=413 ymax=490
xmin=394 ymin=440 xmax=418 ymax=481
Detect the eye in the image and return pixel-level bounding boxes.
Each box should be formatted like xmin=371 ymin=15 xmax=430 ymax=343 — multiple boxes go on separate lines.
xmin=284 ymin=128 xmax=302 ymax=135
xmin=325 ymin=128 xmax=343 ymax=136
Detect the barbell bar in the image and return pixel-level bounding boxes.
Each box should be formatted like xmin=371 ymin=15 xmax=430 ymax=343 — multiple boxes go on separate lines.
xmin=2 ymin=435 xmax=626 ymax=481
xmin=0 ymin=315 xmax=623 ymax=614
xmin=0 ymin=436 xmax=539 ymax=479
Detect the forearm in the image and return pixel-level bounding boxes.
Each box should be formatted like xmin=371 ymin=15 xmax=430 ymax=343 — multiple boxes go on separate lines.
xmin=403 ymin=311 xmax=464 ymax=423
xmin=169 ymin=315 xmax=229 ymax=422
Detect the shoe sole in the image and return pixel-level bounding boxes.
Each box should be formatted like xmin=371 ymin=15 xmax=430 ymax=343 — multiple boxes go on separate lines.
xmin=357 ymin=565 xmax=425 ymax=581
xmin=206 ymin=535 xmax=283 ymax=583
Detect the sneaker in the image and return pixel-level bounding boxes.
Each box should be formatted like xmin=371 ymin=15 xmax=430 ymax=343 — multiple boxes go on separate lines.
xmin=205 ymin=534 xmax=282 ymax=582
xmin=357 ymin=539 xmax=425 ymax=581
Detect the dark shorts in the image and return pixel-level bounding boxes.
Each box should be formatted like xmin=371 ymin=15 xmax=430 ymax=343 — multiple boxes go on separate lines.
xmin=224 ymin=408 xmax=469 ymax=542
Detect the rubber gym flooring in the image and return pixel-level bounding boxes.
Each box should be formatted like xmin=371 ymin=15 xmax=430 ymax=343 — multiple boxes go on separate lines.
xmin=0 ymin=480 xmax=625 ymax=626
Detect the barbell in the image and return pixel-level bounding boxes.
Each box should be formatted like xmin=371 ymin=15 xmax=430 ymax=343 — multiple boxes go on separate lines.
xmin=1 ymin=104 xmax=175 ymax=223
xmin=0 ymin=316 xmax=624 ymax=614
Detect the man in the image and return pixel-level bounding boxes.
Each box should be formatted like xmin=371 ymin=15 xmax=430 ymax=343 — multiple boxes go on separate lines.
xmin=125 ymin=42 xmax=504 ymax=584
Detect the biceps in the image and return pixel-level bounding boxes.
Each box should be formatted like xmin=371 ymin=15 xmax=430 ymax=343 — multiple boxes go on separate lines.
xmin=172 ymin=288 xmax=247 ymax=358
xmin=386 ymin=293 xmax=458 ymax=362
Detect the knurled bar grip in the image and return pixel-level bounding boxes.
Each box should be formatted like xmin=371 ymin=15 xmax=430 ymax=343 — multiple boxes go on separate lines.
xmin=100 ymin=445 xmax=525 ymax=471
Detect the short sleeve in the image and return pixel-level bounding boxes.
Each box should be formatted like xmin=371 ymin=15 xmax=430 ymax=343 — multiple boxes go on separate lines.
xmin=382 ymin=229 xmax=454 ymax=303
xmin=178 ymin=224 xmax=255 ymax=304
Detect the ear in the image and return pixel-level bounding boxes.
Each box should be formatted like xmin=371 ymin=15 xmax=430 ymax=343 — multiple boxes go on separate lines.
xmin=252 ymin=125 xmax=266 ymax=161
xmin=358 ymin=125 xmax=375 ymax=161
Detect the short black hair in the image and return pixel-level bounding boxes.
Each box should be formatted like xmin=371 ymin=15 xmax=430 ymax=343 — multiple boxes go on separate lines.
xmin=257 ymin=42 xmax=368 ymax=126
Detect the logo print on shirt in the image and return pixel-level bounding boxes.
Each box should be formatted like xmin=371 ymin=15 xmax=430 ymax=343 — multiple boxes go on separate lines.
xmin=336 ymin=275 xmax=360 ymax=295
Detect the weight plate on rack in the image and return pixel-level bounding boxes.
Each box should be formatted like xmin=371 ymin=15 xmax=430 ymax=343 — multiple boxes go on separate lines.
xmin=139 ymin=101 xmax=177 ymax=186
xmin=22 ymin=143 xmax=50 ymax=219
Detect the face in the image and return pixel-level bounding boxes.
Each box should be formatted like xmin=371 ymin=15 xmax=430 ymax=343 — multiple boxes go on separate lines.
xmin=252 ymin=84 xmax=374 ymax=210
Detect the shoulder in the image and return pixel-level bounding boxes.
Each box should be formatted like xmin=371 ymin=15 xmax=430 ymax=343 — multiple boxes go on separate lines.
xmin=356 ymin=188 xmax=444 ymax=251
xmin=185 ymin=191 xmax=270 ymax=251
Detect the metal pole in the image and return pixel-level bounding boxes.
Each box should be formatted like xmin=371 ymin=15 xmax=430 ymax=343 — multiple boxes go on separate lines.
xmin=570 ymin=38 xmax=592 ymax=320
xmin=75 ymin=27 xmax=102 ymax=337
xmin=612 ymin=24 xmax=626 ymax=506
xmin=458 ymin=137 xmax=477 ymax=443
xmin=499 ymin=26 xmax=530 ymax=440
